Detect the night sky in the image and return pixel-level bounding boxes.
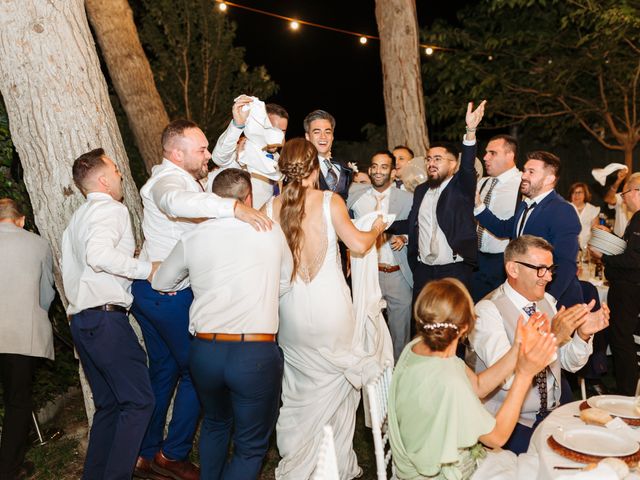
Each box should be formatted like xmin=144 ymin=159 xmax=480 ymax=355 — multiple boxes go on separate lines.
xmin=227 ymin=1 xmax=472 ymax=141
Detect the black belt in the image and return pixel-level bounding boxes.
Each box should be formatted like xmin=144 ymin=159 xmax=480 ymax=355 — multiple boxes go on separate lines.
xmin=88 ymin=304 xmax=128 ymax=313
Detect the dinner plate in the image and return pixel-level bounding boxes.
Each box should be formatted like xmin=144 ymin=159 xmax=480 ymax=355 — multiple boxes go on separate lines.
xmin=552 ymin=425 xmax=639 ymax=457
xmin=587 ymin=395 xmax=640 ymax=419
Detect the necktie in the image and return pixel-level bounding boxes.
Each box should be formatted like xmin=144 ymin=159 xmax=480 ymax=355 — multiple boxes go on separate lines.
xmin=265 ymin=153 xmax=279 ymax=195
xmin=517 ymin=201 xmax=537 ymax=237
xmin=324 ymin=159 xmax=338 ymax=191
xmin=477 ymin=178 xmax=498 ymax=249
xmin=374 ymin=194 xmax=388 ymax=250
xmin=523 ymin=303 xmax=549 ymax=415
xmin=395 ymin=179 xmax=403 ymax=189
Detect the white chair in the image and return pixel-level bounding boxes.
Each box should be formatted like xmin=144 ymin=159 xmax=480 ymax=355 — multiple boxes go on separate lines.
xmin=366 ymin=364 xmax=396 ymax=480
xmin=313 ymin=425 xmax=340 ymax=480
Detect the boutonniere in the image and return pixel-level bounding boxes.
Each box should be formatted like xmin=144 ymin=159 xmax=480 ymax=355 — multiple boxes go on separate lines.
xmin=347 ymin=161 xmax=358 ymax=173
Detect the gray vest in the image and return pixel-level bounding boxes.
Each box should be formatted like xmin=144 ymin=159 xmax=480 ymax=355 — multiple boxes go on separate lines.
xmin=472 ymin=286 xmax=561 ymax=427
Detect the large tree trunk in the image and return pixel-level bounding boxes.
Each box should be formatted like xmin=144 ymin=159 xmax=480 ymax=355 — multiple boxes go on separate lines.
xmin=85 ymin=0 xmax=169 ymax=174
xmin=0 ymin=0 xmax=145 ymax=425
xmin=375 ymin=0 xmax=430 ymax=156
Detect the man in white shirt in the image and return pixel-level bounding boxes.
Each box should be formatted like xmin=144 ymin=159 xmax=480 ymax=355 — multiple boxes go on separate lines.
xmin=469 ymin=235 xmax=609 ymax=454
xmin=348 ymin=151 xmax=413 ymax=360
xmin=132 ymin=119 xmax=271 ymax=480
xmin=152 ymin=168 xmax=292 ymax=480
xmin=471 ymin=134 xmax=522 ymax=302
xmin=211 ymin=96 xmax=289 ymax=206
xmin=392 ymin=145 xmax=414 ymax=190
xmin=61 ymin=149 xmax=158 ymax=480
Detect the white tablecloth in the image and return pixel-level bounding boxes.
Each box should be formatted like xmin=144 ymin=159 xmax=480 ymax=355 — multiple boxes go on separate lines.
xmin=529 ymin=401 xmax=640 ymax=480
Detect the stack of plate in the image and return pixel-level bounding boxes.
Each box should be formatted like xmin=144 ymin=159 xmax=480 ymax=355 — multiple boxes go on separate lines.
xmin=589 ymin=228 xmax=627 ymax=255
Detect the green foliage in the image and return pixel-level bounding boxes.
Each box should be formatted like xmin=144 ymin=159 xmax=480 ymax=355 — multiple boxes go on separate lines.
xmin=422 ymin=0 xmax=640 ymax=151
xmin=135 ymin=0 xmax=278 ymax=141
xmin=334 ymin=123 xmax=388 ymax=171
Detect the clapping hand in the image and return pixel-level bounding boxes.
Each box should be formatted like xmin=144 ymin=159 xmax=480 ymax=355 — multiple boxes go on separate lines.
xmin=577 ymin=302 xmax=610 ymax=340
xmin=515 ymin=315 xmax=557 ymax=378
xmin=551 ymin=301 xmax=593 ymax=346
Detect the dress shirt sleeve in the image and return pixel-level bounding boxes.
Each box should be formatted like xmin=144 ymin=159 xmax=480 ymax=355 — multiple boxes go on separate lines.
xmin=86 ymin=206 xmax=152 ymax=280
xmin=151 ymin=239 xmax=190 ymax=292
xmin=470 ymin=300 xmax=516 ymax=389
xmin=558 ymin=333 xmax=593 ymax=372
xmin=39 ymin=243 xmax=56 ymax=311
xmin=152 ymin=174 xmax=236 ymax=219
xmin=211 ymin=121 xmax=243 ymax=167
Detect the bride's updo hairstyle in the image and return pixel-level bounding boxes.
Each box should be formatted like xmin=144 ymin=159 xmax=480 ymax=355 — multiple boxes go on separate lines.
xmin=413 ymin=278 xmax=475 ymax=352
xmin=278 ymin=138 xmax=320 ymax=280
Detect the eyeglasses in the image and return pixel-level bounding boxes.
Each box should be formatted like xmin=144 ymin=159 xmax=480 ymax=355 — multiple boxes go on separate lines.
xmin=620 ymin=187 xmax=640 ymax=197
xmin=514 ymin=260 xmax=557 ymax=277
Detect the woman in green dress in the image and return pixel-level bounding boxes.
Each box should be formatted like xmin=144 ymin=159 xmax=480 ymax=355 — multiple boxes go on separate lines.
xmin=389 ymin=278 xmax=556 ymax=480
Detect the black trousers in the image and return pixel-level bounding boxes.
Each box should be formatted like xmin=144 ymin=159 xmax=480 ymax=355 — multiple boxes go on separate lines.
xmin=608 ymin=280 xmax=640 ymax=395
xmin=0 ymin=353 xmax=37 ymax=479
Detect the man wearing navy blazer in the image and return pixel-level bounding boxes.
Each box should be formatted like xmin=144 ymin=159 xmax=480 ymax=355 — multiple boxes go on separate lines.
xmin=475 ymin=151 xmax=583 ymax=308
xmin=392 ymin=101 xmax=486 ymax=309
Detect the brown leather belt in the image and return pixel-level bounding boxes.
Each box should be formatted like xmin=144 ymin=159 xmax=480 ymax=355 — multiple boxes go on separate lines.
xmin=250 ymin=172 xmax=276 ymax=185
xmin=378 ymin=264 xmax=401 ymax=273
xmin=195 ymin=332 xmax=276 ymax=342
xmin=89 ymin=304 xmax=128 ymax=313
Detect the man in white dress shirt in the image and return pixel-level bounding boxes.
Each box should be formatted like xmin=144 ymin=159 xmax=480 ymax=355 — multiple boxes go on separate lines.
xmin=469 ymin=235 xmax=608 ymax=454
xmin=348 ymin=151 xmax=413 ymax=360
xmin=152 ymin=168 xmax=292 ymax=480
xmin=132 ymin=119 xmax=271 ymax=480
xmin=61 ymin=149 xmax=158 ymax=480
xmin=471 ymin=134 xmax=522 ymax=302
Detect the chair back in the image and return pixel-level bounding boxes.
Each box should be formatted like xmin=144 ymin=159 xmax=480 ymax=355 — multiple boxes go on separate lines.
xmin=312 ymin=425 xmax=340 ymax=480
xmin=366 ymin=364 xmax=395 ymax=480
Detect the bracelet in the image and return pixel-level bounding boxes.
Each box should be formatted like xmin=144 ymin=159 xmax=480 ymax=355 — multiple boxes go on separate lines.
xmin=465 ymin=126 xmax=476 ymax=133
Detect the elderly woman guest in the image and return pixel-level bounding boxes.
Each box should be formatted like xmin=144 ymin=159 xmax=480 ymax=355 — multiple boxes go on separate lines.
xmin=568 ymin=182 xmax=600 ymax=250
xmin=388 ymin=279 xmax=556 ymax=480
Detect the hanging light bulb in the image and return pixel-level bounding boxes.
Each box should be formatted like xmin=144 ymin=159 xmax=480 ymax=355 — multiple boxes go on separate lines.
xmin=217 ymin=2 xmax=227 ymax=11
xmin=359 ymin=36 xmax=367 ymax=45
xmin=425 ymin=47 xmax=434 ymax=56
xmin=290 ymin=21 xmax=300 ymax=30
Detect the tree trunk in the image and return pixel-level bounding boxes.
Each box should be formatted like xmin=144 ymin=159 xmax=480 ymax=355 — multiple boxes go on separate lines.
xmin=624 ymin=144 xmax=635 ymax=171
xmin=0 ymin=0 xmax=145 ymax=424
xmin=85 ymin=0 xmax=169 ymax=174
xmin=375 ymin=0 xmax=430 ymax=156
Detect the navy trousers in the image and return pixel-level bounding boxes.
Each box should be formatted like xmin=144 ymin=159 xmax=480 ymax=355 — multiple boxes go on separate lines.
xmin=130 ymin=280 xmax=199 ymax=461
xmin=471 ymin=252 xmax=506 ymax=302
xmin=71 ymin=309 xmax=154 ymax=480
xmin=0 ymin=354 xmax=36 ymax=479
xmin=190 ymin=338 xmax=284 ymax=480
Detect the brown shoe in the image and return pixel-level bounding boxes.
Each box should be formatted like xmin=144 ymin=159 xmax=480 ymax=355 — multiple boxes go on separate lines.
xmin=151 ymin=451 xmax=200 ymax=480
xmin=134 ymin=456 xmax=172 ymax=480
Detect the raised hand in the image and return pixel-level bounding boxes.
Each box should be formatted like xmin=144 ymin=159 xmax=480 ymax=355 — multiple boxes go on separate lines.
xmin=232 ymin=94 xmax=253 ymax=127
xmin=465 ymin=100 xmax=487 ymax=131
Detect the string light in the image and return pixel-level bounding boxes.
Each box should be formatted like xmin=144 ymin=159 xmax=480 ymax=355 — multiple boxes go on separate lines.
xmin=213 ymin=0 xmax=445 ymax=54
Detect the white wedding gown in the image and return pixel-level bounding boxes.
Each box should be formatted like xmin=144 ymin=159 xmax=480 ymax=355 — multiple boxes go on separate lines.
xmin=273 ymin=191 xmax=393 ymax=480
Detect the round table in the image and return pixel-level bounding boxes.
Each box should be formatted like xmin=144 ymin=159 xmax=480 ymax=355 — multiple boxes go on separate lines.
xmin=528 ymin=401 xmax=640 ymax=479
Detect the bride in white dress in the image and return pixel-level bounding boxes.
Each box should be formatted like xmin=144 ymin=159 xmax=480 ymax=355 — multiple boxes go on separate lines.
xmin=265 ymin=138 xmax=385 ymax=479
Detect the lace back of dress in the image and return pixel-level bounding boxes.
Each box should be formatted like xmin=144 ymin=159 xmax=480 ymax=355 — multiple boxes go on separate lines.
xmin=297 ymin=192 xmax=332 ymax=284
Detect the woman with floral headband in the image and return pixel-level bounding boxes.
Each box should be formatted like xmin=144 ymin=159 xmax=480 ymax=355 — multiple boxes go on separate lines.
xmin=388 ymin=278 xmax=556 ymax=480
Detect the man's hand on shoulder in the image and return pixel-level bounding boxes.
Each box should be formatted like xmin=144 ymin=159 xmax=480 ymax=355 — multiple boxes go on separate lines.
xmin=234 ymin=201 xmax=273 ymax=231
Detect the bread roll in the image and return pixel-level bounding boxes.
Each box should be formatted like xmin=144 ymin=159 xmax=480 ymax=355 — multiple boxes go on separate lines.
xmin=599 ymin=457 xmax=629 ymax=478
xmin=580 ymin=407 xmax=613 ymax=426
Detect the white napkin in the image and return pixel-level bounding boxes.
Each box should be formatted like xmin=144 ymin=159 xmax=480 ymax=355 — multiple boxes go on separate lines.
xmin=235 ymin=96 xmax=284 ymax=180
xmin=592 ymin=163 xmax=628 ymax=186
xmin=556 ymin=463 xmax=619 ymax=480
xmin=605 ymin=417 xmax=640 ymax=443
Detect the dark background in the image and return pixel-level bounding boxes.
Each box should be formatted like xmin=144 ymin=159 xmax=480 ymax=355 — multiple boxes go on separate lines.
xmin=228 ymin=1 xmax=472 ymax=140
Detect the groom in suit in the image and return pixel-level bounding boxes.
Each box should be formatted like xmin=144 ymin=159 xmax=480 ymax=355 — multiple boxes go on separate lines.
xmin=348 ymin=151 xmax=413 ymax=360
xmin=304 ymin=110 xmax=352 ymax=201
xmin=475 ymin=151 xmax=583 ymax=308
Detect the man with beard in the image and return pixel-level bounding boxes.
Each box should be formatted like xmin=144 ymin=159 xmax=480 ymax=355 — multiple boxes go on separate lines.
xmin=132 ymin=120 xmax=271 ymax=480
xmin=475 ymin=151 xmax=583 ymax=308
xmin=392 ymin=101 xmax=485 ymax=312
xmin=348 ymin=151 xmax=413 ymax=360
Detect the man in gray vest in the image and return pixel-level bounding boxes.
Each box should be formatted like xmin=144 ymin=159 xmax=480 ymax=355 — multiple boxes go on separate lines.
xmin=468 ymin=235 xmax=609 ymax=454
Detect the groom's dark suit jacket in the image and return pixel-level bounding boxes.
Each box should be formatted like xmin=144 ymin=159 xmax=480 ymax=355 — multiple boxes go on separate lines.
xmin=476 ymin=189 xmax=583 ymax=307
xmin=318 ymin=158 xmax=352 ymax=202
xmin=392 ymin=142 xmax=478 ymax=273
